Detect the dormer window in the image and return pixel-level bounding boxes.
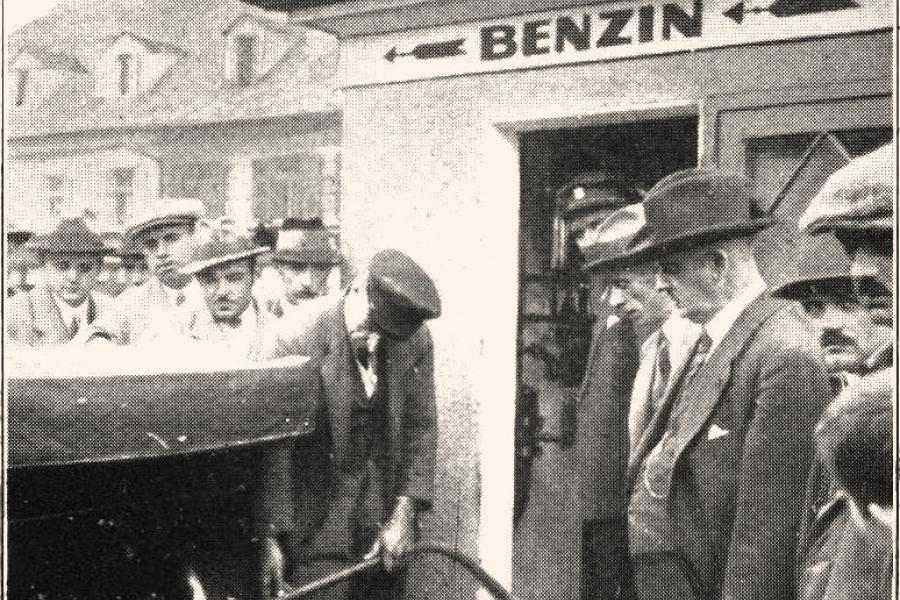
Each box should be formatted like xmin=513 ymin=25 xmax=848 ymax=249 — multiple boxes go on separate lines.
xmin=117 ymin=53 xmax=134 ymax=96
xmin=235 ymin=35 xmax=256 ymax=86
xmin=14 ymin=69 xmax=29 ymax=107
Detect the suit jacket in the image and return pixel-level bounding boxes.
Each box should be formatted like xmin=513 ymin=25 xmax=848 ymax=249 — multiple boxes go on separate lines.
xmin=6 ymin=286 xmax=117 ymax=347
xmin=256 ymin=298 xmax=438 ymax=539
xmin=186 ymin=300 xmax=281 ymax=361
xmin=98 ymin=277 xmax=205 ymax=345
xmin=627 ymin=295 xmax=830 ymax=600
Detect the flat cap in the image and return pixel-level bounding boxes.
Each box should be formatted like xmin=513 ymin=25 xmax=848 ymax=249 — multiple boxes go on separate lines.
xmin=799 ymin=142 xmax=893 ymax=234
xmin=30 ymin=218 xmax=109 ymax=255
xmin=579 ymin=203 xmax=647 ymax=271
xmin=126 ymin=197 xmax=205 ymax=241
xmin=770 ymin=233 xmax=853 ymax=301
xmin=182 ymin=233 xmax=268 ymax=275
xmin=624 ymin=169 xmax=772 ymax=263
xmin=366 ymin=249 xmax=441 ymax=340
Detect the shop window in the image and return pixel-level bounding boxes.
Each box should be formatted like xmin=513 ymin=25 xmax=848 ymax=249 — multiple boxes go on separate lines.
xmin=252 ymin=154 xmax=324 ymax=223
xmin=44 ymin=174 xmax=67 ymax=218
xmin=117 ymin=53 xmax=134 ymax=96
xmin=235 ymin=35 xmax=256 ymax=86
xmin=109 ymin=167 xmax=135 ymax=227
xmin=162 ymin=161 xmax=228 ymax=219
xmin=14 ymin=69 xmax=28 ymax=107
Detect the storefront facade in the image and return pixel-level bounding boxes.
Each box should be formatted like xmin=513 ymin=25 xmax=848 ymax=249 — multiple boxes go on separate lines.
xmin=243 ymin=1 xmax=891 ymax=598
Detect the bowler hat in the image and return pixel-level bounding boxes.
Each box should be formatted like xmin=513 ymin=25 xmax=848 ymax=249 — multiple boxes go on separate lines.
xmin=799 ymin=142 xmax=893 ymax=235
xmin=580 ymin=203 xmax=647 ymax=271
xmin=30 ymin=218 xmax=109 ymax=255
xmin=125 ymin=197 xmax=205 ymax=241
xmin=182 ymin=233 xmax=268 ymax=275
xmin=273 ymin=219 xmax=341 ymax=266
xmin=624 ymin=169 xmax=772 ymax=263
xmin=366 ymin=250 xmax=441 ymax=340
xmin=770 ymin=233 xmax=853 ymax=301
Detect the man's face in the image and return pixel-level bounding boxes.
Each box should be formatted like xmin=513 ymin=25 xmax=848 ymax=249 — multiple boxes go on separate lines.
xmin=800 ymin=292 xmax=892 ymax=373
xmin=275 ymin=262 xmax=331 ymax=303
xmin=655 ymin=249 xmax=724 ymax=324
xmin=44 ymin=253 xmax=102 ymax=307
xmin=196 ymin=259 xmax=255 ymax=321
xmin=840 ymin=229 xmax=893 ymax=327
xmin=136 ymin=224 xmax=195 ymax=283
xmin=608 ymin=264 xmax=673 ymax=331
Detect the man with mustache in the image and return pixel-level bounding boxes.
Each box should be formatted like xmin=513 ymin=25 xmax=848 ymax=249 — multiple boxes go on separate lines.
xmin=101 ymin=198 xmax=206 ymax=344
xmin=7 ymin=218 xmax=116 ymax=346
xmin=616 ymin=169 xmax=830 ymax=600
xmin=794 ymin=142 xmax=894 ymax=600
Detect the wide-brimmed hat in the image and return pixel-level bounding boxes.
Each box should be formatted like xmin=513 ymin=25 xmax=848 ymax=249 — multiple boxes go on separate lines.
xmin=770 ymin=233 xmax=853 ymax=301
xmin=623 ymin=169 xmax=773 ymax=263
xmin=29 ymin=218 xmax=110 ymax=255
xmin=125 ymin=197 xmax=205 ymax=241
xmin=182 ymin=234 xmax=269 ymax=275
xmin=799 ymin=142 xmax=893 ymax=235
xmin=366 ymin=249 xmax=441 ymax=340
xmin=272 ymin=219 xmax=341 ymax=266
xmin=580 ymin=203 xmax=648 ymax=271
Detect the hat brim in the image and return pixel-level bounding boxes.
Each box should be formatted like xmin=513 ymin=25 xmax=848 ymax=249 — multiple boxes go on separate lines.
xmin=182 ymin=247 xmax=269 ymax=275
xmin=770 ymin=276 xmax=854 ymax=301
xmin=126 ymin=215 xmax=200 ymax=241
xmin=807 ymin=215 xmax=893 ymax=235
xmin=618 ymin=219 xmax=773 ymax=265
xmin=34 ymin=246 xmax=112 ymax=256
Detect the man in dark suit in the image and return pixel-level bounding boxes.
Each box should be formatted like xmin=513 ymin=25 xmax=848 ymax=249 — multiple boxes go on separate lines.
xmin=617 ymin=169 xmax=831 ymax=600
xmin=7 ymin=218 xmax=116 ymax=347
xmin=257 ymin=249 xmax=441 ymax=600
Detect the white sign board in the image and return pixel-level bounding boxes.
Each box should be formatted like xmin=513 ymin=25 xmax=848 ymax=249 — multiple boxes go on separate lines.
xmin=341 ymin=0 xmax=889 ymax=86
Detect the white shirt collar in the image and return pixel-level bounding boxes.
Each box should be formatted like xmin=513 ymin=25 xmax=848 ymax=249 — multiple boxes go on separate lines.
xmin=52 ymin=293 xmax=90 ymax=330
xmin=661 ymin=313 xmax=701 ymax=347
xmin=703 ymin=281 xmax=767 ymax=353
xmin=156 ymin=277 xmax=201 ymax=309
xmin=343 ymin=279 xmax=370 ymax=336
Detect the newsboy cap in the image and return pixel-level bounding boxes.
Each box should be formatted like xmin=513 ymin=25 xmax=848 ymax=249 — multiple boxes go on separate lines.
xmin=126 ymin=197 xmax=205 ymax=241
xmin=182 ymin=234 xmax=269 ymax=275
xmin=366 ymin=249 xmax=441 ymax=340
xmin=30 ymin=218 xmax=109 ymax=255
xmin=273 ymin=219 xmax=341 ymax=266
xmin=580 ymin=203 xmax=648 ymax=271
xmin=624 ymin=169 xmax=772 ymax=263
xmin=770 ymin=233 xmax=853 ymax=301
xmin=799 ymin=142 xmax=893 ymax=235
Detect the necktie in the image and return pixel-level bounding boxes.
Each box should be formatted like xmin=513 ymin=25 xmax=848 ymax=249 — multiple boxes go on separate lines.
xmin=650 ymin=335 xmax=672 ymax=411
xmin=175 ymin=292 xmax=186 ymax=307
xmin=683 ymin=328 xmax=712 ymax=384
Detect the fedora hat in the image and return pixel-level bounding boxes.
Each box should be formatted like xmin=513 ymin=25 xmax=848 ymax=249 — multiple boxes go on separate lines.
xmin=770 ymin=233 xmax=853 ymax=301
xmin=182 ymin=233 xmax=269 ymax=275
xmin=30 ymin=218 xmax=109 ymax=255
xmin=624 ymin=169 xmax=772 ymax=263
xmin=272 ymin=219 xmax=341 ymax=266
xmin=580 ymin=203 xmax=648 ymax=271
xmin=125 ymin=197 xmax=205 ymax=241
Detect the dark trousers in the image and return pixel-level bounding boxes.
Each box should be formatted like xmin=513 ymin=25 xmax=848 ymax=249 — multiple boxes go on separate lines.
xmin=629 ymin=552 xmax=701 ymax=600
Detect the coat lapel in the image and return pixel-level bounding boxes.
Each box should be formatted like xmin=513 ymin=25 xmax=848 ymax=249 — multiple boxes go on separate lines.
xmin=319 ymin=300 xmax=358 ymax=464
xmin=29 ymin=287 xmax=70 ymax=344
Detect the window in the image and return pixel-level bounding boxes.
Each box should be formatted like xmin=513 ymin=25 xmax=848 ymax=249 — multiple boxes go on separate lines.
xmin=45 ymin=175 xmax=67 ymax=217
xmin=162 ymin=162 xmax=228 ymax=219
xmin=14 ymin=69 xmax=28 ymax=107
xmin=117 ymin=53 xmax=133 ymax=96
xmin=253 ymin=154 xmax=324 ymax=223
xmin=235 ymin=35 xmax=255 ymax=86
xmin=109 ymin=167 xmax=135 ymax=227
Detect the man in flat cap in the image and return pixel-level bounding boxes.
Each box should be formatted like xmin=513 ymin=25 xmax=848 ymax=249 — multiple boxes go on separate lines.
xmin=267 ymin=218 xmax=342 ymax=320
xmin=618 ymin=169 xmax=830 ymax=600
xmin=7 ymin=218 xmax=117 ymax=346
xmin=182 ymin=230 xmax=275 ymax=361
xmin=99 ymin=198 xmax=206 ymax=344
xmin=793 ymin=143 xmax=894 ymax=600
xmin=257 ymin=249 xmax=441 ymax=600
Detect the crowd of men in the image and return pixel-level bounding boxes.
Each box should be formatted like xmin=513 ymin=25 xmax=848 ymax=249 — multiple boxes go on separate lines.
xmin=567 ymin=143 xmax=893 ymax=600
xmin=6 ymin=140 xmax=894 ymax=600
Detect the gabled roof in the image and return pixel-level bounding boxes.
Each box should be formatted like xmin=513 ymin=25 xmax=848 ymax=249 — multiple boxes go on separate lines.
xmin=15 ymin=49 xmax=89 ymax=73
xmin=100 ymin=31 xmax=190 ymax=56
xmin=7 ymin=0 xmax=340 ymax=139
xmin=222 ymin=12 xmax=303 ymax=35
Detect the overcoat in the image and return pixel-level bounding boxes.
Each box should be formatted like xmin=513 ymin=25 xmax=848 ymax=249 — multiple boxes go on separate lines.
xmin=627 ymin=295 xmax=830 ymax=600
xmin=6 ymin=285 xmax=117 ymax=346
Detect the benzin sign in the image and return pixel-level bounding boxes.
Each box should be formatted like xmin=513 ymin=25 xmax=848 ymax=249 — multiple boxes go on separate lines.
xmin=340 ymin=0 xmax=888 ymax=86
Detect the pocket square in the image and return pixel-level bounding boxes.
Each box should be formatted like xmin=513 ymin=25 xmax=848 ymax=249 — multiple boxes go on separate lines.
xmin=707 ymin=424 xmax=730 ymax=440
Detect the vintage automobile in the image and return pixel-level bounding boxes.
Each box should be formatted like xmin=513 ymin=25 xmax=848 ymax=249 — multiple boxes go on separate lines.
xmin=7 ymin=346 xmax=321 ymax=600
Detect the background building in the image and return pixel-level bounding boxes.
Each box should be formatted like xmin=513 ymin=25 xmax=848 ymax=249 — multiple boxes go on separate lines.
xmin=6 ymin=0 xmax=341 ymax=237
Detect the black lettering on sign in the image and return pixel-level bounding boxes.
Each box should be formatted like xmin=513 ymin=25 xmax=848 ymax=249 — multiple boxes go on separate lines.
xmin=596 ymin=9 xmax=633 ymax=47
xmin=481 ymin=25 xmax=518 ymax=60
xmin=663 ymin=0 xmax=702 ymax=39
xmin=638 ymin=6 xmax=655 ymax=42
xmin=555 ymin=15 xmax=591 ymax=52
xmin=523 ymin=19 xmax=552 ymax=55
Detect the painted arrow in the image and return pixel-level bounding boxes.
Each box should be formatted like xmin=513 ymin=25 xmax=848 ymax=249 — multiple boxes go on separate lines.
xmin=385 ymin=38 xmax=466 ymax=62
xmin=724 ymin=0 xmax=859 ymax=23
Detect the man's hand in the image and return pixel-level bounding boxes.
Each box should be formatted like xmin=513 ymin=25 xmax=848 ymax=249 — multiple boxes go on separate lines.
xmin=364 ymin=497 xmax=417 ymax=572
xmin=258 ymin=536 xmax=287 ymax=599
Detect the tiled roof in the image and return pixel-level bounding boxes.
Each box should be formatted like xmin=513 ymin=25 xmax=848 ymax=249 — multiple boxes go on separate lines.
xmin=8 ymin=0 xmax=341 ymax=139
